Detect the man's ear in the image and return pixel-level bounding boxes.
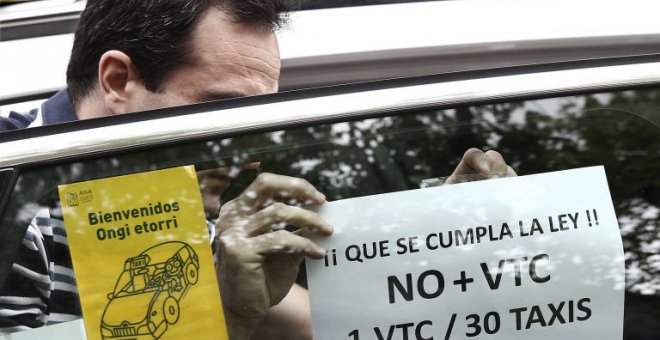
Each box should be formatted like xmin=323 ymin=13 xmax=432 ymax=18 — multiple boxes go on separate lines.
xmin=98 ymin=50 xmax=142 ymax=115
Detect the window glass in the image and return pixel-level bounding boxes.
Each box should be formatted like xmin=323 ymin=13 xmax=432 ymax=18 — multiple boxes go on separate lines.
xmin=0 ymin=168 xmax=12 ymax=210
xmin=1 ymin=87 xmax=658 ymax=338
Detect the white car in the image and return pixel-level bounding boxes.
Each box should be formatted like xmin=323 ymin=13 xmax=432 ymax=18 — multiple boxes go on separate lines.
xmin=1 ymin=1 xmax=659 ymax=339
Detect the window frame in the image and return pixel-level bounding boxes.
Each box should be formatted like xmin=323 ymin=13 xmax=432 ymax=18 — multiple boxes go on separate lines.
xmin=1 ymin=55 xmax=660 ymax=169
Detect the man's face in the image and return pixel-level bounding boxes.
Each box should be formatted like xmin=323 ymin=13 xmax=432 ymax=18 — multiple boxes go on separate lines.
xmin=127 ymin=7 xmax=281 ymax=111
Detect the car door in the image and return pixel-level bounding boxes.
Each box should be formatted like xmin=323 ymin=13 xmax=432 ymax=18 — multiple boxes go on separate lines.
xmin=1 ymin=56 xmax=659 ymax=339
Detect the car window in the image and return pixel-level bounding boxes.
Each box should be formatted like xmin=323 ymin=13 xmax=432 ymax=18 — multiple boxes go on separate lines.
xmin=0 ymin=169 xmax=12 ymax=213
xmin=0 ymin=86 xmax=658 ymax=338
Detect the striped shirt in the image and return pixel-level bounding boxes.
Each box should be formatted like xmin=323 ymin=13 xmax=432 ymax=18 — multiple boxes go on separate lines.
xmin=0 ymin=91 xmax=80 ymax=333
xmin=0 ymin=208 xmax=82 ymax=333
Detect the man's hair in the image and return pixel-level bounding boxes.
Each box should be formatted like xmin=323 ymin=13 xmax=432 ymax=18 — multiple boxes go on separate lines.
xmin=66 ymin=0 xmax=296 ymax=105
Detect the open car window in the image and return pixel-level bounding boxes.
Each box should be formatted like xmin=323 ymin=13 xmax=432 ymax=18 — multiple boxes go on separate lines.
xmin=0 ymin=69 xmax=658 ymax=339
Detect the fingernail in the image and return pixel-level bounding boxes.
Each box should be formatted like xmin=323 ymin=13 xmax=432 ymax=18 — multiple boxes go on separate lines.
xmin=480 ymin=160 xmax=491 ymax=173
xmin=316 ymin=191 xmax=327 ymax=203
xmin=311 ymin=246 xmax=326 ymax=258
xmin=323 ymin=225 xmax=334 ymax=236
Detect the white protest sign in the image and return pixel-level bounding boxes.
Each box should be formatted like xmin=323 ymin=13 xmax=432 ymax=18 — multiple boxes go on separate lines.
xmin=1 ymin=320 xmax=87 ymax=340
xmin=305 ymin=166 xmax=624 ymax=340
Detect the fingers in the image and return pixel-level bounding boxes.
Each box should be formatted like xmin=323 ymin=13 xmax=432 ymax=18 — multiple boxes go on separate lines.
xmin=460 ymin=148 xmax=512 ymax=175
xmin=216 ymin=172 xmax=333 ymax=236
xmin=464 ymin=148 xmax=491 ymax=173
xmin=460 ymin=148 xmax=505 ymax=175
xmin=446 ymin=148 xmax=486 ymax=183
xmin=245 ymin=203 xmax=333 ymax=236
xmin=215 ymin=172 xmax=333 ymax=260
xmin=218 ymin=231 xmax=322 ymax=263
xmin=249 ymin=230 xmax=326 ymax=259
xmin=237 ymin=173 xmax=326 ymax=211
xmin=215 ymin=172 xmax=330 ymax=329
xmin=447 ymin=148 xmax=517 ymax=184
xmin=484 ymin=150 xmax=508 ymax=175
xmin=507 ymin=165 xmax=518 ymax=177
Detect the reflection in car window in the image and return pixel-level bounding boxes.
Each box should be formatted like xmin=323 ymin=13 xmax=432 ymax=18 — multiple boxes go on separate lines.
xmin=1 ymin=87 xmax=658 ymax=338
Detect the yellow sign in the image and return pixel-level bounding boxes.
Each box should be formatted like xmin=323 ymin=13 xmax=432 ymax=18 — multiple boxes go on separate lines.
xmin=58 ymin=166 xmax=228 ymax=340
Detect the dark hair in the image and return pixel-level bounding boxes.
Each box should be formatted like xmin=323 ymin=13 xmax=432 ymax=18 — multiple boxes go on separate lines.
xmin=66 ymin=0 xmax=297 ymax=106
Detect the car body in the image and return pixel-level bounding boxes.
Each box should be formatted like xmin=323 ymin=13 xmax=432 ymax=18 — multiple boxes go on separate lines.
xmin=0 ymin=1 xmax=659 ymax=339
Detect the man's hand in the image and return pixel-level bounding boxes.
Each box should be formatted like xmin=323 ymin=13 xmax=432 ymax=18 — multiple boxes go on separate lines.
xmin=446 ymin=148 xmax=517 ymax=184
xmin=215 ymin=173 xmax=332 ymax=340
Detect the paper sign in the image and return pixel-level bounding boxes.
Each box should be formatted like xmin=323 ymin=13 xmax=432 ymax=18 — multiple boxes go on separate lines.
xmin=305 ymin=166 xmax=624 ymax=340
xmin=58 ymin=166 xmax=228 ymax=340
xmin=1 ymin=320 xmax=86 ymax=340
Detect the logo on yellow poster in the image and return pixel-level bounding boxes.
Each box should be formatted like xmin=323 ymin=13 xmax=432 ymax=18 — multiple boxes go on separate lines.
xmin=65 ymin=191 xmax=79 ymax=207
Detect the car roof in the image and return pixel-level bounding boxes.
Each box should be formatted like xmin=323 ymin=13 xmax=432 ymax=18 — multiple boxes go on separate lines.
xmin=2 ymin=0 xmax=660 ymax=104
xmin=141 ymin=242 xmax=188 ymax=264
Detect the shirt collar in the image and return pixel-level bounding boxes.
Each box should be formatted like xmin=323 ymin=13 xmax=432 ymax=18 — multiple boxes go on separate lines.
xmin=41 ymin=89 xmax=78 ymax=125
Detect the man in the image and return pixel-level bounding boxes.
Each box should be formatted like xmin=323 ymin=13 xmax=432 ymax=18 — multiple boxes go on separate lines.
xmin=0 ymin=0 xmax=516 ymax=339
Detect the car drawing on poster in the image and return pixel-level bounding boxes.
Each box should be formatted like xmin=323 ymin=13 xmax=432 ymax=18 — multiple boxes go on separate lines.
xmin=100 ymin=242 xmax=199 ymax=339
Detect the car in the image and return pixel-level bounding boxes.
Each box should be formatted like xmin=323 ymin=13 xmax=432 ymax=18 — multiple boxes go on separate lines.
xmin=0 ymin=1 xmax=659 ymax=339
xmin=100 ymin=242 xmax=199 ymax=339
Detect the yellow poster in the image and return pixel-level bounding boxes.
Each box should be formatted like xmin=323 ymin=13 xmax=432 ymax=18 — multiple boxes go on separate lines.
xmin=58 ymin=166 xmax=228 ymax=340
